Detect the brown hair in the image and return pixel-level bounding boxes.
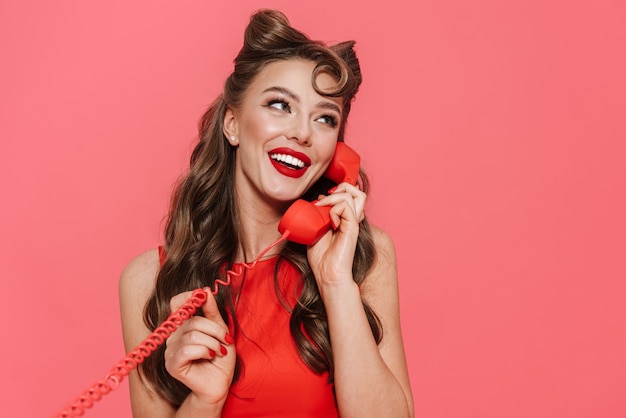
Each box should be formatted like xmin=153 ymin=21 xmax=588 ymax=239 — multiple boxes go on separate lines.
xmin=141 ymin=9 xmax=382 ymax=406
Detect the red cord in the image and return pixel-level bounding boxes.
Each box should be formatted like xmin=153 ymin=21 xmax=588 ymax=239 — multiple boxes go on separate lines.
xmin=56 ymin=231 xmax=290 ymax=418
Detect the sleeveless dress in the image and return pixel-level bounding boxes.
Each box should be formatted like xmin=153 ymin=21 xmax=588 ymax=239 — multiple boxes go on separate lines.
xmin=158 ymin=248 xmax=338 ymax=417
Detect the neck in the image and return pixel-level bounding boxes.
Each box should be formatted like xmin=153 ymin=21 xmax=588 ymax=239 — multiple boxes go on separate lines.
xmin=235 ymin=192 xmax=290 ymax=263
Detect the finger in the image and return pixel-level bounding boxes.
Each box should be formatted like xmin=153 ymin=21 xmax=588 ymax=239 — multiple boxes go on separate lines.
xmin=179 ymin=316 xmax=234 ymax=355
xmin=170 ymin=343 xmax=217 ymax=363
xmin=169 ymin=289 xmax=222 ymax=324
xmin=331 ymin=182 xmax=364 ymax=196
xmin=169 ymin=290 xmax=233 ymax=346
xmin=165 ymin=344 xmax=216 ymax=377
xmin=170 ymin=325 xmax=228 ymax=358
xmin=316 ymin=196 xmax=356 ymax=230
xmin=200 ymin=288 xmax=229 ymax=329
xmin=321 ymin=184 xmax=366 ymax=208
xmin=170 ymin=290 xmax=195 ymax=313
xmin=328 ymin=200 xmax=361 ymax=234
xmin=315 ymin=192 xmax=358 ymax=218
xmin=331 ymin=183 xmax=366 ymax=222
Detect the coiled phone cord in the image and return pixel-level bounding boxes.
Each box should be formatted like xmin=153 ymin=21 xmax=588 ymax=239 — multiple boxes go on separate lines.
xmin=56 ymin=231 xmax=290 ymax=417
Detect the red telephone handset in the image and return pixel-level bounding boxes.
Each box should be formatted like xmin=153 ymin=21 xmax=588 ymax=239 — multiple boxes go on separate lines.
xmin=278 ymin=142 xmax=360 ymax=245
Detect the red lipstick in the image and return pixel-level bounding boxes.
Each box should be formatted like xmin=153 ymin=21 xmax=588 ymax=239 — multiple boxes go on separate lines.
xmin=268 ymin=148 xmax=310 ymax=178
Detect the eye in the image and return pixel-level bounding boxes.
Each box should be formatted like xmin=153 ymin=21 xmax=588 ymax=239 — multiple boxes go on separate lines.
xmin=266 ymin=99 xmax=291 ymax=113
xmin=316 ymin=114 xmax=338 ymax=127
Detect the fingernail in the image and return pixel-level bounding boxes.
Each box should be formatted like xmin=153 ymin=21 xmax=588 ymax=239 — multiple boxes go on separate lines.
xmin=225 ymin=333 xmax=234 ymax=345
xmin=209 ymin=349 xmax=216 ymax=358
xmin=220 ymin=345 xmax=228 ymax=355
xmin=328 ymin=186 xmax=338 ymax=194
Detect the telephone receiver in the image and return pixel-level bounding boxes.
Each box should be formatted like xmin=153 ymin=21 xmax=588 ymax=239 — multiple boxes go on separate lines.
xmin=278 ymin=142 xmax=360 ymax=245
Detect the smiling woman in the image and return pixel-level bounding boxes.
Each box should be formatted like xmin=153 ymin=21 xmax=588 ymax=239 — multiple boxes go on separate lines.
xmin=225 ymin=60 xmax=341 ymax=197
xmin=118 ymin=9 xmax=414 ymax=418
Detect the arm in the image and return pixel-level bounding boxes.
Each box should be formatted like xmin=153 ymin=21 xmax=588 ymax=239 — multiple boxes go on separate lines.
xmin=334 ymin=227 xmax=414 ymax=417
xmin=308 ymin=186 xmax=414 ymax=418
xmin=119 ymin=250 xmax=235 ymax=418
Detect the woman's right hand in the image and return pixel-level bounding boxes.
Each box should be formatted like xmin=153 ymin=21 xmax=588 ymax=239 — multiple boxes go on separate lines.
xmin=164 ymin=288 xmax=236 ymax=407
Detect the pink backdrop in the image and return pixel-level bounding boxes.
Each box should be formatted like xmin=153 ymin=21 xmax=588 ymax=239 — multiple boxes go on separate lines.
xmin=1 ymin=1 xmax=625 ymax=417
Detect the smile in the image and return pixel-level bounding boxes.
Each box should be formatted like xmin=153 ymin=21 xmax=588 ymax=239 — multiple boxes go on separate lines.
xmin=268 ymin=147 xmax=311 ymax=178
xmin=270 ymin=153 xmax=306 ymax=168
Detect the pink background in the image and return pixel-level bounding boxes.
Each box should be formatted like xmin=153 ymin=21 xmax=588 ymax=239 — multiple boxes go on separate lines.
xmin=1 ymin=1 xmax=625 ymax=417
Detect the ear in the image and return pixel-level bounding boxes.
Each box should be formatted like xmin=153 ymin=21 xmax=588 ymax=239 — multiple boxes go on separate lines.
xmin=223 ymin=106 xmax=240 ymax=146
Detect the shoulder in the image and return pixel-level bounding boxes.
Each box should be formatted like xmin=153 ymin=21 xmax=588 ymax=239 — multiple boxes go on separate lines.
xmin=361 ymin=224 xmax=399 ymax=295
xmin=119 ymin=248 xmax=160 ymax=299
xmin=368 ymin=224 xmax=398 ymax=278
xmin=119 ymin=248 xmax=161 ymax=350
xmin=369 ymin=224 xmax=396 ymax=261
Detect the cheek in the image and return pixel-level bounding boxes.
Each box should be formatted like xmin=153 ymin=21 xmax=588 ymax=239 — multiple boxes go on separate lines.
xmin=319 ymin=139 xmax=339 ymax=164
xmin=241 ymin=111 xmax=282 ymax=140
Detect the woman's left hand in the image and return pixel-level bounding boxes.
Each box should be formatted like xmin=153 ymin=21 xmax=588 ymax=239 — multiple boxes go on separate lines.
xmin=307 ymin=182 xmax=366 ymax=292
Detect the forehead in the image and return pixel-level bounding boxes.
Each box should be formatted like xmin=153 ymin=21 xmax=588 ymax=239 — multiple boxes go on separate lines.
xmin=247 ymin=59 xmax=342 ymax=105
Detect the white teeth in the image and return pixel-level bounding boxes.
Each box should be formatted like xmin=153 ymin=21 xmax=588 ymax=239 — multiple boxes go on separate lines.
xmin=270 ymin=153 xmax=305 ymax=168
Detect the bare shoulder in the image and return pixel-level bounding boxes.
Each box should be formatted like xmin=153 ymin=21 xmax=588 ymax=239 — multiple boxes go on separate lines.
xmin=119 ymin=248 xmax=160 ymax=300
xmin=362 ymin=224 xmax=398 ymax=291
xmin=370 ymin=224 xmax=397 ymax=263
xmin=119 ymin=248 xmax=160 ymax=350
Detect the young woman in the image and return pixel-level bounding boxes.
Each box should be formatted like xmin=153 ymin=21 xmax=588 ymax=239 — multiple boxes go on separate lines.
xmin=119 ymin=9 xmax=414 ymax=417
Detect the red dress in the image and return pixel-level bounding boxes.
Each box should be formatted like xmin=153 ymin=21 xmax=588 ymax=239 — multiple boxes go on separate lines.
xmin=222 ymin=256 xmax=338 ymax=417
xmin=158 ymin=248 xmax=338 ymax=417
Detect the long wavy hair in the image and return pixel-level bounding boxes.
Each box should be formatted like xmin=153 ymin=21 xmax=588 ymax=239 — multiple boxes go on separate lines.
xmin=141 ymin=9 xmax=382 ymax=406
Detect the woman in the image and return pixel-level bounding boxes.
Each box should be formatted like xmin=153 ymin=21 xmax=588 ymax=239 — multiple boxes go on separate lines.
xmin=119 ymin=9 xmax=414 ymax=417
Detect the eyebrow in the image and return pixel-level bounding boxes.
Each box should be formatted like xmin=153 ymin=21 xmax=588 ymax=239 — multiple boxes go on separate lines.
xmin=262 ymin=86 xmax=342 ymax=116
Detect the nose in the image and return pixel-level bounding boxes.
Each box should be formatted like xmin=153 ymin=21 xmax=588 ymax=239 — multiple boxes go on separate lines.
xmin=288 ymin=115 xmax=311 ymax=146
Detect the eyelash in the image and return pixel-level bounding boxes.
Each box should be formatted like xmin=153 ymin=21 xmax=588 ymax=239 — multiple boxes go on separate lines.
xmin=317 ymin=114 xmax=338 ymax=127
xmin=265 ymin=98 xmax=338 ymax=128
xmin=267 ymin=99 xmax=291 ymax=112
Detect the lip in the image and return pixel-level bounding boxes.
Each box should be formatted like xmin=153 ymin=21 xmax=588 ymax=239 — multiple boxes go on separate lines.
xmin=268 ymin=147 xmax=311 ymax=178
